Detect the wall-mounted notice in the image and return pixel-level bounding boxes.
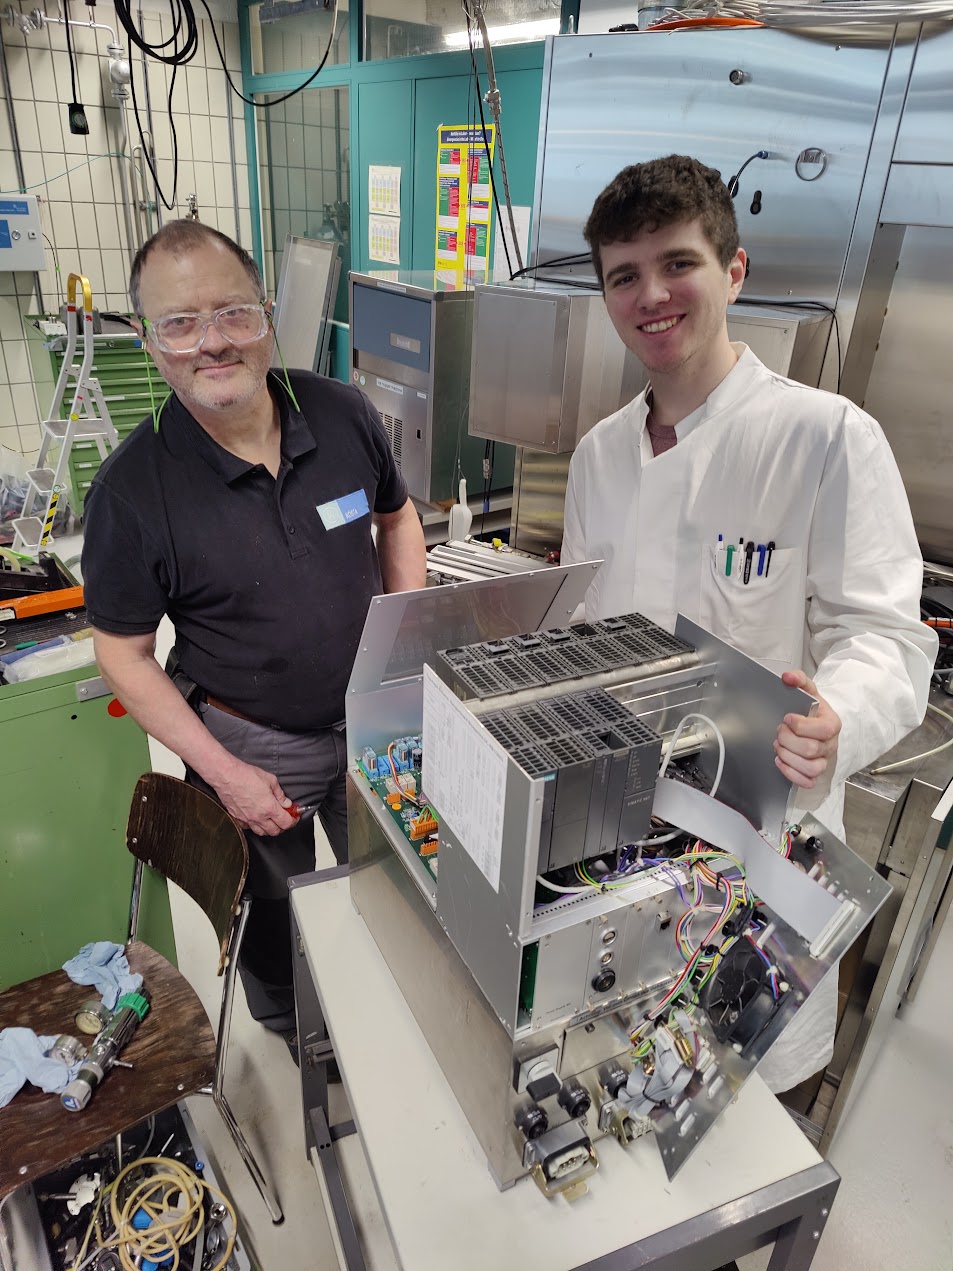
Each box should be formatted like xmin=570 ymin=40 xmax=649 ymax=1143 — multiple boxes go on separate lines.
xmin=369 ymin=213 xmax=401 ymax=265
xmin=421 ymin=664 xmax=506 ymax=892
xmin=369 ymin=164 xmax=401 ymax=217
xmin=434 ymin=123 xmax=496 ymax=283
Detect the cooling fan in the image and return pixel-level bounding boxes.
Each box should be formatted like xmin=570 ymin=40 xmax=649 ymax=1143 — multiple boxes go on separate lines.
xmin=701 ymin=939 xmax=782 ymax=1052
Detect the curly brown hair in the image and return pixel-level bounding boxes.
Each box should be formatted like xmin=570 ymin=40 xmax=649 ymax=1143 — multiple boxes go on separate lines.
xmin=584 ymin=155 xmax=739 ymax=287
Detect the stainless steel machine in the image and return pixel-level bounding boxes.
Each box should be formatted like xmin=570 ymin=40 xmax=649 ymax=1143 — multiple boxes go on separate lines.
xmin=348 ymin=270 xmax=514 ymax=505
xmin=346 ymin=571 xmax=890 ymax=1195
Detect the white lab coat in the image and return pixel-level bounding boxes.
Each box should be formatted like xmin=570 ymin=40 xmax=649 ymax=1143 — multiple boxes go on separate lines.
xmin=562 ymin=345 xmax=937 ymax=1091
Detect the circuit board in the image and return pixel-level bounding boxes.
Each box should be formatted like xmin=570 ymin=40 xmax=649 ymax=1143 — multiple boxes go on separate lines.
xmin=364 ymin=768 xmax=439 ymax=880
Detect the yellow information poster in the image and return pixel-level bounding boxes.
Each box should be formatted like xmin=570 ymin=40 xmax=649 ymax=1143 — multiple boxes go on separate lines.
xmin=434 ymin=123 xmax=496 ymax=283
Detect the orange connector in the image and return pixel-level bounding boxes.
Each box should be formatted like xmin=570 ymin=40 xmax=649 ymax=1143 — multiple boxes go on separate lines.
xmin=410 ymin=816 xmax=438 ymax=841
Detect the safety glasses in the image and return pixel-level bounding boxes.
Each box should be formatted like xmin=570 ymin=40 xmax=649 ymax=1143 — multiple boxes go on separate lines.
xmin=142 ymin=302 xmax=269 ymax=354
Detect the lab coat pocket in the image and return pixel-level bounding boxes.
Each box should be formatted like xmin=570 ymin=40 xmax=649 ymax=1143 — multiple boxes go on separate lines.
xmin=699 ymin=545 xmax=804 ymax=670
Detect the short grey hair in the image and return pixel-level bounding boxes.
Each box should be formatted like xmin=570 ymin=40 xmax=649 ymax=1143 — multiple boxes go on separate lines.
xmin=129 ymin=220 xmax=264 ymax=316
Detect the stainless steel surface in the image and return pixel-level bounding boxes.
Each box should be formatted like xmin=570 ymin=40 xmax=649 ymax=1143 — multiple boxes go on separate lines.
xmin=893 ymin=25 xmax=953 ymax=163
xmin=725 ymin=307 xmax=831 ymax=388
xmin=530 ymin=32 xmax=890 ymax=305
xmin=511 ymin=448 xmax=571 ymax=556
xmin=832 ymin=26 xmax=919 ymax=394
xmin=881 ymin=163 xmax=953 ymax=228
xmin=810 ymin=688 xmax=953 ymax=1148
xmin=857 ymin=226 xmax=953 ymax=564
xmin=469 ymin=282 xmax=648 ymax=452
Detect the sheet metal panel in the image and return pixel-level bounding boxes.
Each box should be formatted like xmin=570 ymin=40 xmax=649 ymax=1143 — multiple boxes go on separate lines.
xmin=531 ymin=31 xmax=889 ymax=305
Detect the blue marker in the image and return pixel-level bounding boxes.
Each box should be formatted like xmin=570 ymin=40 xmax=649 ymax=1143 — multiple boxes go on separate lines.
xmin=757 ymin=543 xmax=767 ymax=576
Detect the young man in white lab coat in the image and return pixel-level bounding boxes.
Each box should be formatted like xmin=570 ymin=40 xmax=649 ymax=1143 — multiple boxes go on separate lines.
xmin=561 ymin=155 xmax=937 ymax=1093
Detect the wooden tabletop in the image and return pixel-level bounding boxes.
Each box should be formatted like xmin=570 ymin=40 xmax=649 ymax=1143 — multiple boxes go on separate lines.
xmin=0 ymin=941 xmax=216 ymax=1198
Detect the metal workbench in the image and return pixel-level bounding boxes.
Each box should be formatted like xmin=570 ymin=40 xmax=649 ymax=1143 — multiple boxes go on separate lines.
xmin=291 ymin=868 xmax=840 ymax=1271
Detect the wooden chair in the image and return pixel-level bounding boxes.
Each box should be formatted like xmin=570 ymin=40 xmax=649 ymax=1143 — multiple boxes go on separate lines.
xmin=0 ymin=942 xmax=216 ymax=1205
xmin=126 ymin=771 xmax=283 ymax=1224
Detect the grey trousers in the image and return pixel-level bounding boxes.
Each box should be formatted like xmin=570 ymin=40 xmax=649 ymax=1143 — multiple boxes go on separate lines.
xmin=185 ymin=701 xmax=348 ymax=1032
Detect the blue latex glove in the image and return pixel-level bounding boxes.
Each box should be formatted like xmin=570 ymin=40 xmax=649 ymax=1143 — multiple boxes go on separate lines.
xmin=0 ymin=1029 xmax=80 ymax=1108
xmin=62 ymin=941 xmax=143 ymax=1010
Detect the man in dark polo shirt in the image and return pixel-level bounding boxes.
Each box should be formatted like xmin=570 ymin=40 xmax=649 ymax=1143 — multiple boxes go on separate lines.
xmin=82 ymin=220 xmax=426 ymax=1039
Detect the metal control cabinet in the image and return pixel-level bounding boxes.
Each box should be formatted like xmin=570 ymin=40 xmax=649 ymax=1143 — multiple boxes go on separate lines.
xmin=0 ymin=658 xmax=175 ymax=989
xmin=348 ymin=271 xmax=514 ymax=504
xmin=0 ymin=196 xmax=45 ymax=271
xmin=346 ymin=575 xmax=889 ymax=1191
xmin=468 ymin=282 xmax=647 ymax=453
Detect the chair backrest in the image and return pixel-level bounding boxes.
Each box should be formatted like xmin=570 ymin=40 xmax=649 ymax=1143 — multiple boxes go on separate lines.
xmin=127 ymin=773 xmax=248 ymax=975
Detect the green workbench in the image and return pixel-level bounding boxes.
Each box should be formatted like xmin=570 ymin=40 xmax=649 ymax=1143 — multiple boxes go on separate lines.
xmin=0 ymin=655 xmax=176 ymax=991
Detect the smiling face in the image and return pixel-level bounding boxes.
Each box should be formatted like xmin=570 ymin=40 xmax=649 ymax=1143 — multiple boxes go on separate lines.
xmin=136 ymin=239 xmax=274 ymax=417
xmin=600 ymin=217 xmax=746 ymax=381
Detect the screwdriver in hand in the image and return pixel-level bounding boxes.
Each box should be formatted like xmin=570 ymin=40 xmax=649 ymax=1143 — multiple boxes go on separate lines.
xmin=288 ymin=801 xmax=320 ymax=821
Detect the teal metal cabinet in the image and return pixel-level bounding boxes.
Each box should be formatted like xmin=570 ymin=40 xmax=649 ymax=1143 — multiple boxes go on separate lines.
xmin=0 ymin=661 xmax=176 ymax=990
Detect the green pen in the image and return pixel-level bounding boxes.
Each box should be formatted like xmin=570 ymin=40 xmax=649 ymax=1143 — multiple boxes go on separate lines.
xmin=14 ymin=640 xmax=38 ymax=650
xmin=725 ymin=544 xmax=735 ymax=577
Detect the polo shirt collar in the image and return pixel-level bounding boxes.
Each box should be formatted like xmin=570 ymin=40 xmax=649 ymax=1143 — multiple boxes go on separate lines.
xmin=167 ymin=372 xmax=315 ymax=484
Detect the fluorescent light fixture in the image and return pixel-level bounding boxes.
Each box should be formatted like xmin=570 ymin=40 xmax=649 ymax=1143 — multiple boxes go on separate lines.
xmin=444 ymin=17 xmax=560 ymax=47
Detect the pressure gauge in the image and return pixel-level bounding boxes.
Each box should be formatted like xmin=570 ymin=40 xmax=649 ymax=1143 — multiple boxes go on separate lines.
xmin=75 ymin=999 xmax=112 ymax=1035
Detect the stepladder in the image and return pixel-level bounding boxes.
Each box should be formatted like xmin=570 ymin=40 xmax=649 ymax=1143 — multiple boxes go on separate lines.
xmin=12 ymin=273 xmax=120 ymax=557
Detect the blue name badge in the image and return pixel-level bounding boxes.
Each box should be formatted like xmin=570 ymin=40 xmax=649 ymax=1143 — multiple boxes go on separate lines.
xmin=317 ymin=488 xmax=370 ymax=530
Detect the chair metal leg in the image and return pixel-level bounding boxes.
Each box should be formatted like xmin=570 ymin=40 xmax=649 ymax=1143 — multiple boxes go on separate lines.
xmin=210 ymin=1087 xmax=284 ymax=1225
xmin=127 ymin=857 xmax=145 ymax=942
xmin=209 ymin=897 xmax=284 ymax=1225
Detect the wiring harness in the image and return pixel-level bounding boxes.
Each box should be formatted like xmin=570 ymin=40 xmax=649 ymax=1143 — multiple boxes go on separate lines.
xmin=68 ymin=1156 xmax=237 ymax=1271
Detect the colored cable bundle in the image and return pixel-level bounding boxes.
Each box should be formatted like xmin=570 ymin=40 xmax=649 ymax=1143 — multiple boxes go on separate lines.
xmin=627 ymin=841 xmax=753 ymax=1051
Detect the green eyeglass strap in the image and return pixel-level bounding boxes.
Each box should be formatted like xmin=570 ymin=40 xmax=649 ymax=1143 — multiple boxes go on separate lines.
xmin=142 ymin=343 xmax=173 ymax=434
xmin=267 ymin=310 xmax=302 ymax=413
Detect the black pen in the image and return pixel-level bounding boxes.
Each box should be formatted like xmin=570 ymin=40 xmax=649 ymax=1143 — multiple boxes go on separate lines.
xmin=743 ymin=541 xmax=754 ymax=585
xmin=765 ymin=541 xmax=775 ymax=577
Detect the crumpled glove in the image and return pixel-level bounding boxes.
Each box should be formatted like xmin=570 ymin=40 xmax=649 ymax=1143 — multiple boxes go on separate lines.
xmin=0 ymin=1028 xmax=80 ymax=1108
xmin=63 ymin=941 xmax=142 ymax=1010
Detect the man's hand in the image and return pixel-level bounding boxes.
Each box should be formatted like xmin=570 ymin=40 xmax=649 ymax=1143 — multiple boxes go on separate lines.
xmin=211 ymin=756 xmax=297 ymax=836
xmin=774 ymin=670 xmax=842 ymax=790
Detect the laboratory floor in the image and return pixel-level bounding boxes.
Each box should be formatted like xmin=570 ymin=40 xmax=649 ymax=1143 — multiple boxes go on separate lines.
xmin=58 ymin=535 xmax=952 ymax=1271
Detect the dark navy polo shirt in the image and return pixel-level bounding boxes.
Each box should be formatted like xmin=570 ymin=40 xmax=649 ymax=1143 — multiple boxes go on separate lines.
xmin=82 ymin=370 xmax=409 ymax=731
